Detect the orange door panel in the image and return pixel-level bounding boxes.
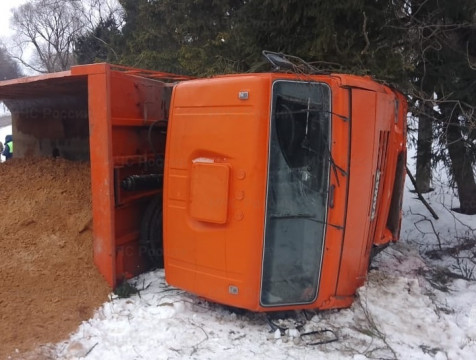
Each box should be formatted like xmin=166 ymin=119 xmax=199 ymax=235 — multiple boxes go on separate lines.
xmin=164 ymin=75 xmax=272 ymax=310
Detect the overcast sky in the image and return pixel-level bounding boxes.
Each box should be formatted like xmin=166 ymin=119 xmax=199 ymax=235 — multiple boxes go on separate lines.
xmin=0 ymin=1 xmax=28 ymax=115
xmin=0 ymin=0 xmax=28 ymax=39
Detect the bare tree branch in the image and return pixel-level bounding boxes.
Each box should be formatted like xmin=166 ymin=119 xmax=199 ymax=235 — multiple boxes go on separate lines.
xmin=361 ymin=11 xmax=370 ymax=55
xmin=8 ymin=0 xmax=122 ymax=73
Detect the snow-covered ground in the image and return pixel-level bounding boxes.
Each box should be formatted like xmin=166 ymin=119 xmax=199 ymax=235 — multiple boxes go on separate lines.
xmin=42 ymin=162 xmax=476 ymax=359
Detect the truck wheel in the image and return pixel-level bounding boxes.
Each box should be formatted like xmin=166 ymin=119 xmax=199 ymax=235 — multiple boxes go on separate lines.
xmin=140 ymin=195 xmax=164 ymax=268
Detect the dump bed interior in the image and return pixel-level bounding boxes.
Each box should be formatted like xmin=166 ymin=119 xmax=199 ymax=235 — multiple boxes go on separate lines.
xmin=0 ymin=71 xmax=89 ymax=159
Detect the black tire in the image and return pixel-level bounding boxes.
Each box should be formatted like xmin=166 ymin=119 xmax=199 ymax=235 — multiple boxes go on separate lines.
xmin=140 ymin=195 xmax=164 ymax=268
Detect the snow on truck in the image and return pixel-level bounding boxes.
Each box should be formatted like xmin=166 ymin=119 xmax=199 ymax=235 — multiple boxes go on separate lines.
xmin=0 ymin=53 xmax=406 ymax=312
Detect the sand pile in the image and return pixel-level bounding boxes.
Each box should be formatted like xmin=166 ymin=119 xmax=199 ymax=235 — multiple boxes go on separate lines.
xmin=0 ymin=158 xmax=110 ymax=359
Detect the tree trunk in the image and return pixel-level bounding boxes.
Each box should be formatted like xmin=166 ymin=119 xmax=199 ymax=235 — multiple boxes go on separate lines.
xmin=444 ymin=106 xmax=476 ymax=215
xmin=415 ymin=103 xmax=433 ymax=193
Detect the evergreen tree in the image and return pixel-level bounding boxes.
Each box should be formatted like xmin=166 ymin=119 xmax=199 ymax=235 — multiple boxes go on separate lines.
xmin=75 ymin=16 xmax=122 ymax=64
xmin=117 ymin=0 xmax=245 ymax=75
xmin=395 ymin=0 xmax=476 ymax=213
xmin=232 ymin=0 xmax=408 ymax=81
xmin=117 ymin=0 xmax=408 ymax=80
xmin=114 ymin=0 xmax=476 ymax=214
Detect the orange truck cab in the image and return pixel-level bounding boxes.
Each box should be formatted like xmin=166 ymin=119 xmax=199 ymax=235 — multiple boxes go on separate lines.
xmin=164 ymin=72 xmax=406 ymax=312
xmin=0 ymin=62 xmax=406 ymax=312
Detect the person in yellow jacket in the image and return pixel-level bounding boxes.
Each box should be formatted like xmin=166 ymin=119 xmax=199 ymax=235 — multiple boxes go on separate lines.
xmin=2 ymin=134 xmax=13 ymax=160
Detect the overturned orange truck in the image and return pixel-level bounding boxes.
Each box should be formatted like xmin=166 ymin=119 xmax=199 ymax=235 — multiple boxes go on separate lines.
xmin=0 ymin=59 xmax=406 ymax=312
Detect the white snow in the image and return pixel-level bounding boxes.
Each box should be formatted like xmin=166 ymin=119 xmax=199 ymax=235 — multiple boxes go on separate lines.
xmin=38 ymin=155 xmax=476 ymax=360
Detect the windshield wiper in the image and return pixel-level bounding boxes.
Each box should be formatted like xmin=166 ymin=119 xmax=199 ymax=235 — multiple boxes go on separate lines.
xmin=269 ymin=214 xmax=344 ymax=230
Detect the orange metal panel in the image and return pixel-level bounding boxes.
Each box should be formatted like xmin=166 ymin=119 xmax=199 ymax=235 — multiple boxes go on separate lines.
xmin=79 ymin=63 xmax=176 ymax=287
xmin=164 ymin=74 xmax=272 ymax=311
xmin=371 ymin=92 xmax=400 ymax=246
xmin=190 ymin=163 xmax=230 ymax=224
xmin=336 ymin=88 xmax=378 ymax=296
xmin=88 ymin=67 xmax=116 ymax=286
xmin=316 ymin=84 xmax=351 ymax=307
xmin=107 ymin=69 xmax=170 ymax=284
xmin=0 ymin=70 xmax=72 ymax=96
